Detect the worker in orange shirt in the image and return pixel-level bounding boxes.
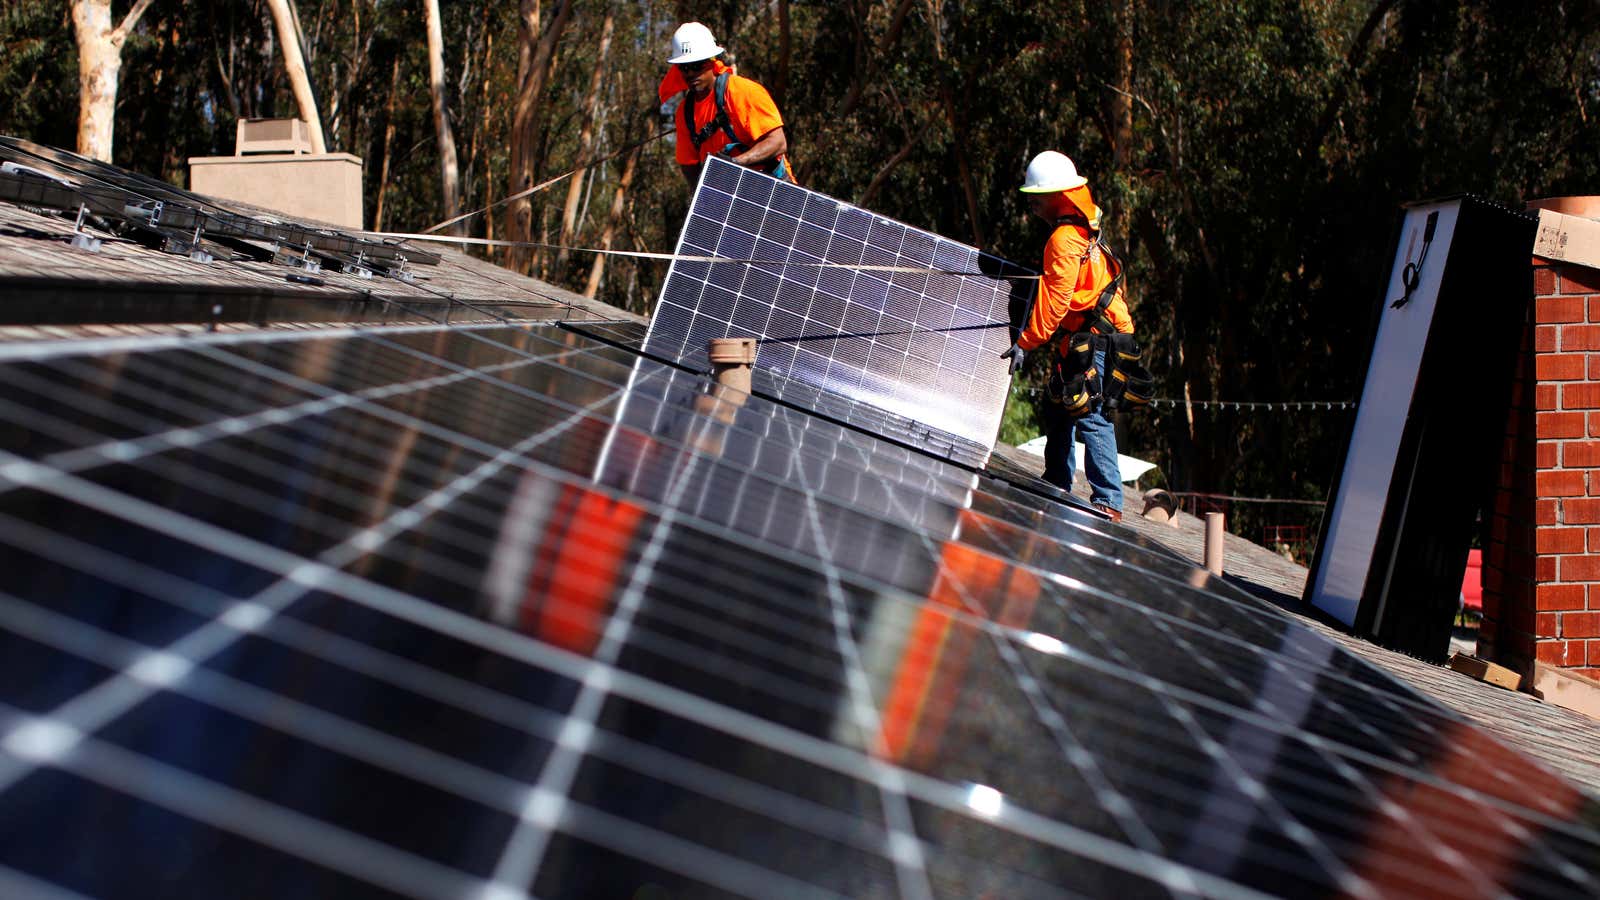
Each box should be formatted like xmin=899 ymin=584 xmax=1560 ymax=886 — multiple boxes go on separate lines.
xmin=662 ymin=22 xmax=793 ymax=188
xmin=1001 ymin=151 xmax=1135 ymax=521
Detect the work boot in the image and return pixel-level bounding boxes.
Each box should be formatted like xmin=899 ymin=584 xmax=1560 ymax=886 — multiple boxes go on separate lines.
xmin=1092 ymin=503 xmax=1123 ymax=523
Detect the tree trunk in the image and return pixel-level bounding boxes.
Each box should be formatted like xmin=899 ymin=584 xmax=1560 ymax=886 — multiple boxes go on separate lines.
xmin=585 ymin=146 xmax=640 ymax=299
xmin=424 ymin=0 xmax=463 ymax=234
xmin=71 ymin=0 xmax=154 ymax=162
xmin=1112 ymin=1 xmax=1134 ymax=170
xmin=372 ymin=54 xmax=402 ymax=232
xmin=774 ymin=0 xmax=791 ymax=107
xmin=264 ymin=0 xmax=329 ymax=153
xmin=556 ymin=9 xmax=615 ymax=279
xmin=505 ymin=0 xmax=574 ymax=274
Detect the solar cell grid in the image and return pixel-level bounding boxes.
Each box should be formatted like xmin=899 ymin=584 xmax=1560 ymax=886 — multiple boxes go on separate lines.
xmin=0 ymin=322 xmax=1598 ymax=899
xmin=646 ymin=158 xmax=1028 ymax=465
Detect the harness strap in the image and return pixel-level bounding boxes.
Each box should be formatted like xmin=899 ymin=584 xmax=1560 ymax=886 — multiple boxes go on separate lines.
xmin=684 ymin=72 xmax=734 ymax=152
xmin=1054 ymin=213 xmax=1124 ymax=336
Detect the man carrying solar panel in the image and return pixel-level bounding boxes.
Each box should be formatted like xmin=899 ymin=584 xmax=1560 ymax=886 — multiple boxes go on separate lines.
xmin=1002 ymin=151 xmax=1147 ymax=523
xmin=662 ymin=22 xmax=795 ymax=187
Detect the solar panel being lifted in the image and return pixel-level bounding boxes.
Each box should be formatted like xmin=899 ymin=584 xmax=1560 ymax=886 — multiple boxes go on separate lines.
xmin=1 ymin=321 xmax=1599 ymax=899
xmin=645 ymin=157 xmax=1032 ymax=467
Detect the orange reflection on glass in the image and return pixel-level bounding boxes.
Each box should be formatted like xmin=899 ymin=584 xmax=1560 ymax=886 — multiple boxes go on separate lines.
xmin=879 ymin=538 xmax=1041 ymax=767
xmin=522 ymin=486 xmax=646 ymax=657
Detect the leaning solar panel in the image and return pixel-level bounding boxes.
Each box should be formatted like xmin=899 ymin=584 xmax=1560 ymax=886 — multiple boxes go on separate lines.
xmin=1 ymin=323 xmax=1599 ymax=899
xmin=646 ymin=157 xmax=1032 ymax=467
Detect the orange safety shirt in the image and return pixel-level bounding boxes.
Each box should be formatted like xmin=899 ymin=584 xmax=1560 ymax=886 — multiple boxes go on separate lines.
xmin=669 ymin=62 xmax=786 ymax=167
xmin=1016 ymin=186 xmax=1133 ymax=353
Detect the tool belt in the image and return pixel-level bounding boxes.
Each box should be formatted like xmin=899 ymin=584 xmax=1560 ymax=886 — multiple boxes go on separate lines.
xmin=1045 ymin=332 xmax=1154 ymax=417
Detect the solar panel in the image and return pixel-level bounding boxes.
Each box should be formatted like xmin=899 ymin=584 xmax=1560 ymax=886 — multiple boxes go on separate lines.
xmin=0 ymin=136 xmax=441 ymax=275
xmin=645 ymin=158 xmax=1032 ymax=467
xmin=1 ymin=320 xmax=1598 ymax=899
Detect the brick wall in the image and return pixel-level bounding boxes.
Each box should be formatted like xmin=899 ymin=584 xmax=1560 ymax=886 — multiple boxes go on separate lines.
xmin=1483 ymin=258 xmax=1600 ymax=678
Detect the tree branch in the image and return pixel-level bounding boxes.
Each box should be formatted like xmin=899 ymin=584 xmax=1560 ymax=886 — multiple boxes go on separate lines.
xmin=112 ymin=0 xmax=155 ymax=44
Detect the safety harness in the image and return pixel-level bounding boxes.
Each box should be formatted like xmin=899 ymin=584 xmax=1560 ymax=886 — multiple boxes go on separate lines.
xmin=682 ymin=72 xmax=792 ymax=182
xmin=683 ymin=72 xmax=734 ymax=154
xmin=1043 ymin=213 xmax=1154 ymax=415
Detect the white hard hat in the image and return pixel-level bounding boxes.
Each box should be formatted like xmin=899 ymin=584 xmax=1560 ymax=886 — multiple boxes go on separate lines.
xmin=1019 ymin=150 xmax=1088 ymax=193
xmin=668 ymin=22 xmax=725 ymax=64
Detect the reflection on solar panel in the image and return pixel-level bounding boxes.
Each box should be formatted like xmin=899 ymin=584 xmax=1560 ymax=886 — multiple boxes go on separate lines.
xmin=645 ymin=158 xmax=1031 ymax=467
xmin=1 ymin=320 xmax=1598 ymax=899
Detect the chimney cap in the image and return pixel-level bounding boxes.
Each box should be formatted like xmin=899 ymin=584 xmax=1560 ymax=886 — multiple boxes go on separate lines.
xmin=1527 ymin=196 xmax=1600 ymax=220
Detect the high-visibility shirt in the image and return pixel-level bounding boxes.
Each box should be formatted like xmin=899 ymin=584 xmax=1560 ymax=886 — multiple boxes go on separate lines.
xmin=671 ymin=64 xmax=786 ymax=166
xmin=1017 ymin=187 xmax=1133 ymax=352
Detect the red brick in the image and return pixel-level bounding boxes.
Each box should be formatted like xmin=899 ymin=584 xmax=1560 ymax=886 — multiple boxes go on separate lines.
xmin=1537 ymin=353 xmax=1587 ymax=381
xmin=1536 ymin=384 xmax=1559 ymax=411
xmin=1538 ymin=295 xmax=1586 ymax=323
xmin=1538 ymin=583 xmax=1588 ymax=609
xmin=1589 ymin=527 xmax=1600 ymax=552
xmin=1538 ymin=555 xmax=1558 ymax=581
xmin=1566 ymin=441 xmax=1600 ymax=468
xmin=1535 ymin=324 xmax=1558 ymax=352
xmin=1537 ymin=442 xmax=1559 ymax=468
xmin=1535 ymin=265 xmax=1558 ymax=295
xmin=1589 ymin=354 xmax=1600 ymax=381
xmin=1538 ymin=412 xmax=1587 ymax=440
xmin=1539 ymin=611 xmax=1561 ymax=636
xmin=1537 ymin=468 xmax=1587 ymax=496
xmin=1509 ymin=603 xmax=1538 ymax=634
xmin=1589 ymin=412 xmax=1600 ymax=437
xmin=1573 ymin=666 xmax=1600 ymax=680
xmin=1564 ymin=555 xmax=1600 ymax=581
xmin=1591 ymin=641 xmax=1600 ymax=665
xmin=1589 ymin=583 xmax=1600 ymax=607
xmin=1563 ymin=324 xmax=1600 ymax=350
xmin=1563 ymin=611 xmax=1600 ymax=638
xmin=1537 ymin=639 xmax=1586 ymax=666
xmin=1567 ymin=266 xmax=1600 ymax=295
xmin=1539 ymin=526 xmax=1587 ymax=553
xmin=1508 ymin=631 xmax=1538 ymax=660
xmin=1536 ymin=498 xmax=1559 ymax=524
xmin=1509 ymin=521 xmax=1535 ymax=553
xmin=1564 ymin=384 xmax=1600 ymax=410
xmin=1573 ymin=499 xmax=1600 ymax=524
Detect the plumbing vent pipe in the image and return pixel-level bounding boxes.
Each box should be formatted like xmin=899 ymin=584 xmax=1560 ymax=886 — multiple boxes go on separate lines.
xmin=708 ymin=338 xmax=757 ymax=394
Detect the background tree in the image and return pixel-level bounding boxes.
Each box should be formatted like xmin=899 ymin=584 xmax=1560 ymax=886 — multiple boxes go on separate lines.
xmin=423 ymin=0 xmax=462 ymax=232
xmin=69 ymin=0 xmax=154 ymax=161
xmin=263 ymin=0 xmax=327 ymax=152
xmin=6 ymin=0 xmax=1600 ymax=548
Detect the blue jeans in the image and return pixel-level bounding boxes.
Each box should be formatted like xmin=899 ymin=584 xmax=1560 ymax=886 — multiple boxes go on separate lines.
xmin=1042 ymin=350 xmax=1122 ymax=510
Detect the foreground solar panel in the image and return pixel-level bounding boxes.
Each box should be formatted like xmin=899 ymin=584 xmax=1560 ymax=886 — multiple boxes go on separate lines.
xmin=646 ymin=157 xmax=1031 ymax=467
xmin=1 ymin=322 xmax=1599 ymax=899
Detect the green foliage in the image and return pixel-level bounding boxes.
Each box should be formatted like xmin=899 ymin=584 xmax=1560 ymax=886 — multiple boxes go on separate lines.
xmin=0 ymin=2 xmax=77 ymax=150
xmin=998 ymin=387 xmax=1042 ymax=448
xmin=5 ymin=0 xmax=1600 ymax=545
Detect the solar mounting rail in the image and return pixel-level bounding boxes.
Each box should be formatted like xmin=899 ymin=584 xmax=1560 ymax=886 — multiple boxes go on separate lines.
xmin=0 ymin=136 xmax=440 ymax=272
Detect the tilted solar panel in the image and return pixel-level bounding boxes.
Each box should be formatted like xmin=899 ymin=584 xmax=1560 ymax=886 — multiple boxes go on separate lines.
xmin=1 ymin=322 xmax=1598 ymax=898
xmin=645 ymin=157 xmax=1033 ymax=467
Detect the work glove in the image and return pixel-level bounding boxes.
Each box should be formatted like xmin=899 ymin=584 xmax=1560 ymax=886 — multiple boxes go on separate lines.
xmin=1000 ymin=343 xmax=1025 ymax=376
